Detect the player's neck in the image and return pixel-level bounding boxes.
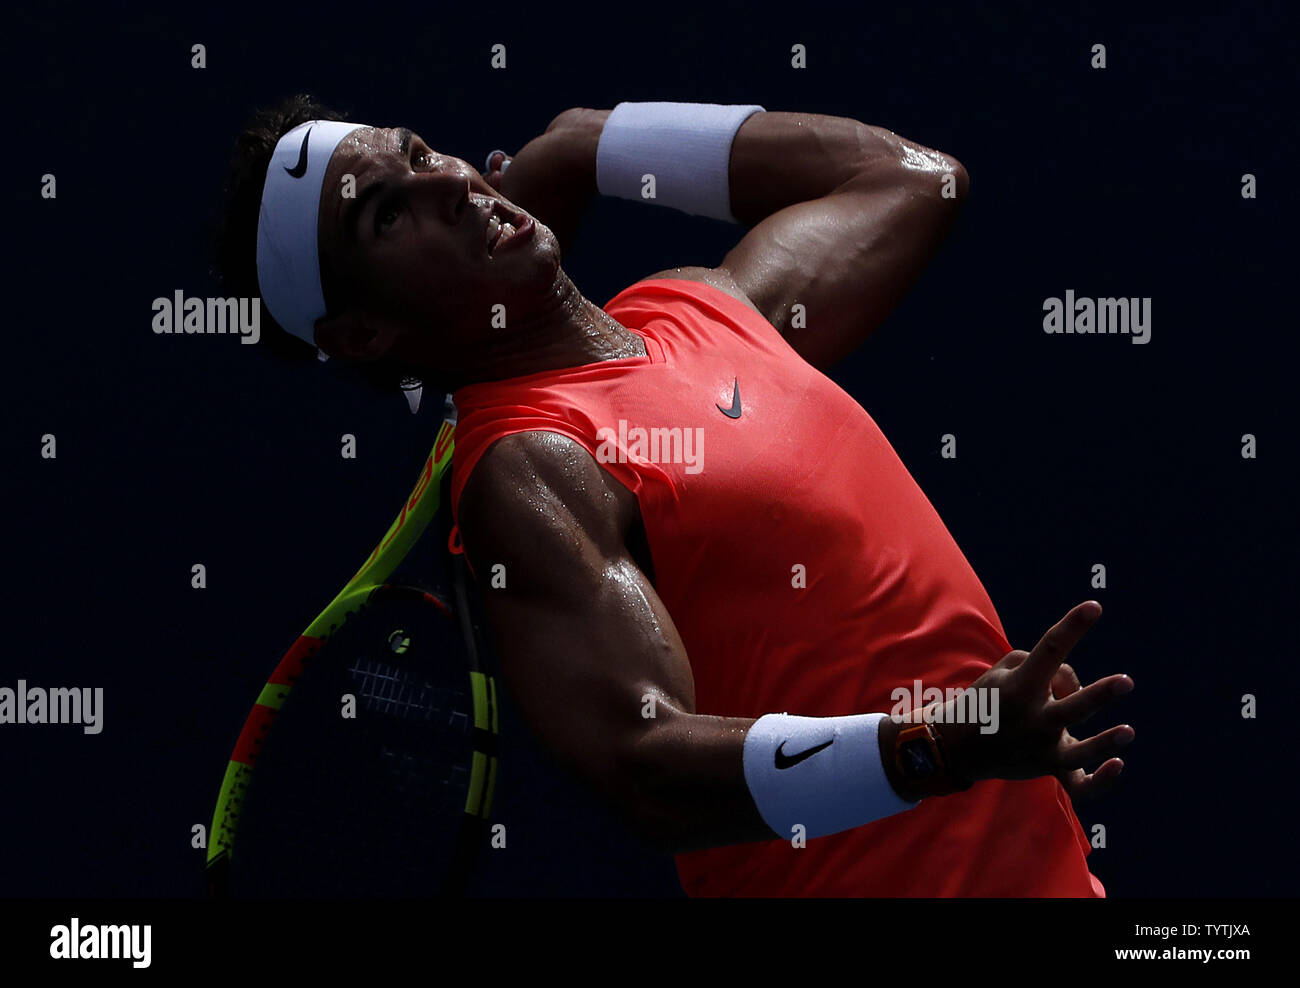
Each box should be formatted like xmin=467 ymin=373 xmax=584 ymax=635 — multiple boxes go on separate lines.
xmin=456 ymin=269 xmax=645 ymax=387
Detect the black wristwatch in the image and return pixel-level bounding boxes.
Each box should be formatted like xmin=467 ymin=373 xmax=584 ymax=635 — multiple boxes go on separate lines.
xmin=893 ymin=721 xmax=974 ymax=799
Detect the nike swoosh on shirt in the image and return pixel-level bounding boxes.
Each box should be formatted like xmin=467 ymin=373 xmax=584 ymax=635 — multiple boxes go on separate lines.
xmin=717 ymin=378 xmax=742 ymax=418
xmin=285 ymin=128 xmax=313 ymax=177
xmin=774 ymin=738 xmax=834 ymax=769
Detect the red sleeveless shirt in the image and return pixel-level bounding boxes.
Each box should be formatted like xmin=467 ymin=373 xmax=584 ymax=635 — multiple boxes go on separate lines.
xmin=451 ymin=278 xmax=1103 ymax=897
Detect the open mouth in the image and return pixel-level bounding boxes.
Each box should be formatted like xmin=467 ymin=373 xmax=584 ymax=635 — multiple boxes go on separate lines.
xmin=486 ymin=202 xmax=535 ymax=256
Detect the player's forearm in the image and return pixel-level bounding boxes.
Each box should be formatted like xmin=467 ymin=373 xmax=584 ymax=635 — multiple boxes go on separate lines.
xmin=618 ymin=707 xmax=936 ymax=853
xmin=505 ymin=107 xmax=967 ymax=248
xmin=537 ymin=107 xmax=924 ymax=229
xmin=727 ymin=112 xmax=968 ymax=226
xmin=612 ymin=709 xmax=775 ymax=852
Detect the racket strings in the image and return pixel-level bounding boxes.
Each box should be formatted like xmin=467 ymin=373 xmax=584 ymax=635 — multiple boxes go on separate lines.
xmin=347 ymin=652 xmax=474 ymax=808
xmin=226 ymin=591 xmax=484 ymax=894
xmin=347 ymin=654 xmax=470 ymax=730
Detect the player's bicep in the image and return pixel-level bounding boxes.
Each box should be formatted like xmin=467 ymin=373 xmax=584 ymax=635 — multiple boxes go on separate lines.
xmin=457 ymin=433 xmax=696 ymax=795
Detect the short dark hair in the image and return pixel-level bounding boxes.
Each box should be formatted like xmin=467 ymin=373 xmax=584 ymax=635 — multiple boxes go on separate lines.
xmin=209 ymin=93 xmax=415 ymax=395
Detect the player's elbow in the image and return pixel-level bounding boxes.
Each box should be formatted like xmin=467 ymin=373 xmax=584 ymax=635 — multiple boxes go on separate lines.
xmin=852 ymin=126 xmax=970 ymax=205
xmin=602 ymin=739 xmax=675 ymax=851
xmin=603 ymin=724 xmax=704 ymax=853
xmin=943 ymin=156 xmax=970 ymax=202
xmin=946 ymin=156 xmax=967 ymax=202
xmin=899 ymin=150 xmax=969 ymax=209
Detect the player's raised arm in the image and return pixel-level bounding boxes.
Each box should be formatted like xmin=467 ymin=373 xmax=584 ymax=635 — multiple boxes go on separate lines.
xmin=483 ymin=105 xmax=968 ymax=370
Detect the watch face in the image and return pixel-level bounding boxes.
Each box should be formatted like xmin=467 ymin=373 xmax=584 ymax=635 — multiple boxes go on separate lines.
xmin=900 ymin=738 xmax=938 ymax=778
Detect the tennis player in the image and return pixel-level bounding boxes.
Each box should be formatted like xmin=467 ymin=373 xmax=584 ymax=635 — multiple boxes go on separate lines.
xmin=215 ymin=95 xmax=1135 ymax=896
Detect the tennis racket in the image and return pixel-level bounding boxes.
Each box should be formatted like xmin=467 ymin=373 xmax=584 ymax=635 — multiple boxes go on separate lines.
xmin=205 ymin=402 xmax=498 ymax=896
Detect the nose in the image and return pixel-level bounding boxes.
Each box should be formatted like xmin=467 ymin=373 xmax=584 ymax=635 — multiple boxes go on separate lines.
xmin=413 ymin=159 xmax=473 ymax=224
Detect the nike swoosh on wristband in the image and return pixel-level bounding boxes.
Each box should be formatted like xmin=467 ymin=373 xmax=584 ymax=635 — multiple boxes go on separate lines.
xmin=285 ymin=128 xmax=313 ymax=177
xmin=717 ymin=378 xmax=742 ymax=418
xmin=774 ymin=738 xmax=834 ymax=769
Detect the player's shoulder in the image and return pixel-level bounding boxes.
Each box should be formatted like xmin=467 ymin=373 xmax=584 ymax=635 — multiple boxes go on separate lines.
xmin=639 ymin=265 xmax=764 ymax=316
xmin=471 ymin=430 xmax=600 ymax=494
xmin=460 ymin=431 xmax=630 ymax=556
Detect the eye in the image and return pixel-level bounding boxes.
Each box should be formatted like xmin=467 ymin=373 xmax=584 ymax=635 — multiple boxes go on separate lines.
xmin=375 ymin=198 xmax=402 ymax=235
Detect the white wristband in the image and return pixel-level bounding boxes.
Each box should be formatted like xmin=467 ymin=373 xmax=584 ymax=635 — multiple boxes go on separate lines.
xmin=595 ymin=101 xmax=765 ymax=223
xmin=742 ymin=712 xmax=919 ymax=841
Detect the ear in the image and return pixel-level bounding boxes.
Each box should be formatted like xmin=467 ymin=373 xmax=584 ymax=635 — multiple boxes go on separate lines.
xmin=313 ymin=306 xmax=403 ymax=361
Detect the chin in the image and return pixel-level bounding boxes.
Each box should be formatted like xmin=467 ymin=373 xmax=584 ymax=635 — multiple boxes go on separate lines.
xmin=534 ymin=220 xmax=561 ymax=263
xmin=522 ymin=225 xmax=563 ymax=287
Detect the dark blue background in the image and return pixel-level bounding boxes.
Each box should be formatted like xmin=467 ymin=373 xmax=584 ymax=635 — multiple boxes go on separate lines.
xmin=5 ymin=1 xmax=1294 ymax=897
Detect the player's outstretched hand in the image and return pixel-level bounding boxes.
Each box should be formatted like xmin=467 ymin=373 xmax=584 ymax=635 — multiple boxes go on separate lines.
xmin=936 ymin=601 xmax=1134 ymax=800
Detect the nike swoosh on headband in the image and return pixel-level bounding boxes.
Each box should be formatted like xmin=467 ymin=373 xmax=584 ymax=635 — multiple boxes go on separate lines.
xmin=257 ymin=119 xmax=370 ymax=348
xmin=285 ymin=128 xmax=312 ymax=178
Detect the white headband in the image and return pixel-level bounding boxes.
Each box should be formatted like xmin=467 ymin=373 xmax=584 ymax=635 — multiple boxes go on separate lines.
xmin=255 ymin=119 xmax=368 ymax=348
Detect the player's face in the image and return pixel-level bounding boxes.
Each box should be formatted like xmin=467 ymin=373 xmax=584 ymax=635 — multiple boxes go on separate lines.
xmin=317 ymin=126 xmax=560 ymax=369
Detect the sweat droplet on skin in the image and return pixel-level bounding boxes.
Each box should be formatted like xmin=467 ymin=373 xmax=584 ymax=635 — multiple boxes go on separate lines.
xmin=899 ymin=144 xmax=953 ymax=174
